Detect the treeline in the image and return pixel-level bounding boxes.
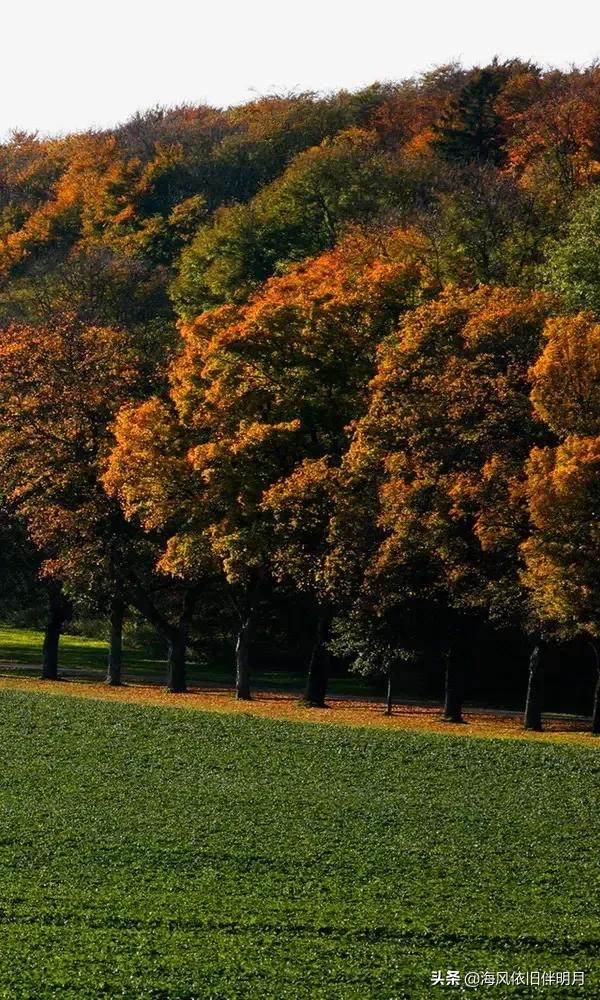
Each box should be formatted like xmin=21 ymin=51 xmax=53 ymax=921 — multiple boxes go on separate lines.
xmin=3 ymin=60 xmax=600 ymax=729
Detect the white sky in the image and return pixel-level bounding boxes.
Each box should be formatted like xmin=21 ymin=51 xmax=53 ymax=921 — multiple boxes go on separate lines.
xmin=3 ymin=0 xmax=600 ymax=139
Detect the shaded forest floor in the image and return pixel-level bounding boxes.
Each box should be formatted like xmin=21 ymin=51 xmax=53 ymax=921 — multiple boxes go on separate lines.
xmin=0 ymin=623 xmax=373 ymax=696
xmin=0 ymin=674 xmax=595 ymax=745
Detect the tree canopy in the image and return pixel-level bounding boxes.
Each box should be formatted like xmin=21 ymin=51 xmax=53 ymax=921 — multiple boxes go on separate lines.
xmin=4 ymin=61 xmax=600 ymax=724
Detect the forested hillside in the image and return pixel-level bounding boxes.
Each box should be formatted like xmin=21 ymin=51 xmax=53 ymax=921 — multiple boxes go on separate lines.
xmin=3 ymin=60 xmax=600 ymax=726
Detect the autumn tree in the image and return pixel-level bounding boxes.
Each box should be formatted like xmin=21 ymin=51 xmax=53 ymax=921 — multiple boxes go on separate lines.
xmin=507 ymin=66 xmax=600 ymax=194
xmin=4 ymin=64 xmax=600 ymax=712
xmin=262 ymin=458 xmax=338 ymax=706
xmin=329 ymin=285 xmax=552 ymax=722
xmin=0 ymin=317 xmax=144 ymax=683
xmin=523 ymin=314 xmax=600 ymax=731
xmin=107 ymin=235 xmax=427 ymax=699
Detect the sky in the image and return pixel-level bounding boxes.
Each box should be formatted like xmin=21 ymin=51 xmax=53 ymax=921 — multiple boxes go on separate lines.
xmin=3 ymin=0 xmax=600 ymax=139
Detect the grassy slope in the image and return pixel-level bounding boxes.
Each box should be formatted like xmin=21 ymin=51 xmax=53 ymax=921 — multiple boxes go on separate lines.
xmin=0 ymin=691 xmax=598 ymax=998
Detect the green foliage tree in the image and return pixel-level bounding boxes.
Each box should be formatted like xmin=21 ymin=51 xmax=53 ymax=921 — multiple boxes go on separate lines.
xmin=543 ymin=188 xmax=600 ymax=316
xmin=172 ymin=129 xmax=406 ymax=316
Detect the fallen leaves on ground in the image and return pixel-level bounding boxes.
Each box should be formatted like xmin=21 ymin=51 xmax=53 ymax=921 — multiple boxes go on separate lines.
xmin=0 ymin=674 xmax=595 ymax=744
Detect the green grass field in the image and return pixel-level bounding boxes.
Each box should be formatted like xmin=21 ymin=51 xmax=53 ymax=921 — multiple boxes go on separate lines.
xmin=0 ymin=689 xmax=598 ymax=998
xmin=0 ymin=624 xmax=166 ymax=674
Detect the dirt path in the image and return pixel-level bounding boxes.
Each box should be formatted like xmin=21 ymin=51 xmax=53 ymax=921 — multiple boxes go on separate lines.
xmin=0 ymin=673 xmax=596 ymax=745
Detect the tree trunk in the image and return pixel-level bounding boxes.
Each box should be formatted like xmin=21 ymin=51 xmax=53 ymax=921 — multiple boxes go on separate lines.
xmin=386 ymin=665 xmax=393 ymax=716
xmin=235 ymin=615 xmax=253 ymax=701
xmin=303 ymin=610 xmax=330 ymax=707
xmin=524 ymin=643 xmax=544 ymax=731
xmin=592 ymin=674 xmax=600 ymax=736
xmin=41 ymin=586 xmax=71 ymax=680
xmin=42 ymin=615 xmax=62 ymax=680
xmin=442 ymin=645 xmax=463 ymax=723
xmin=106 ymin=597 xmax=125 ymax=687
xmin=116 ymin=574 xmax=199 ymax=694
xmin=167 ymin=628 xmax=188 ymax=694
xmin=590 ymin=643 xmax=600 ymax=736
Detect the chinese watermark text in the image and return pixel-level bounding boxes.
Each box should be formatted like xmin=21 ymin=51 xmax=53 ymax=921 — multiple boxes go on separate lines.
xmin=430 ymin=969 xmax=585 ymax=988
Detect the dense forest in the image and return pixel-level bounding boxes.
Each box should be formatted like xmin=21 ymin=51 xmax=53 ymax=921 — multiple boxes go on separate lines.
xmin=3 ymin=59 xmax=600 ymax=729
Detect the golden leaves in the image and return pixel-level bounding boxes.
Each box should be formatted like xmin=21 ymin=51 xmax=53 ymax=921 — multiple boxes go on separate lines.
xmin=530 ymin=313 xmax=600 ymax=436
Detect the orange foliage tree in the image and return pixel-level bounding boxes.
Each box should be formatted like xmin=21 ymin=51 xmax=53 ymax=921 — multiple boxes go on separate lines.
xmin=523 ymin=314 xmax=600 ymax=731
xmin=0 ymin=317 xmax=140 ymax=680
xmin=327 ymin=285 xmax=552 ymax=722
xmin=106 ymin=235 xmax=427 ymax=699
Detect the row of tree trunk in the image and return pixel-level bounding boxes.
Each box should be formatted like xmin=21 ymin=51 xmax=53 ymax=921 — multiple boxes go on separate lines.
xmin=39 ymin=591 xmax=332 ymax=705
xmin=441 ymin=640 xmax=600 ymax=734
xmin=39 ymin=595 xmax=600 ymax=734
xmin=41 ymin=590 xmax=127 ymax=687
